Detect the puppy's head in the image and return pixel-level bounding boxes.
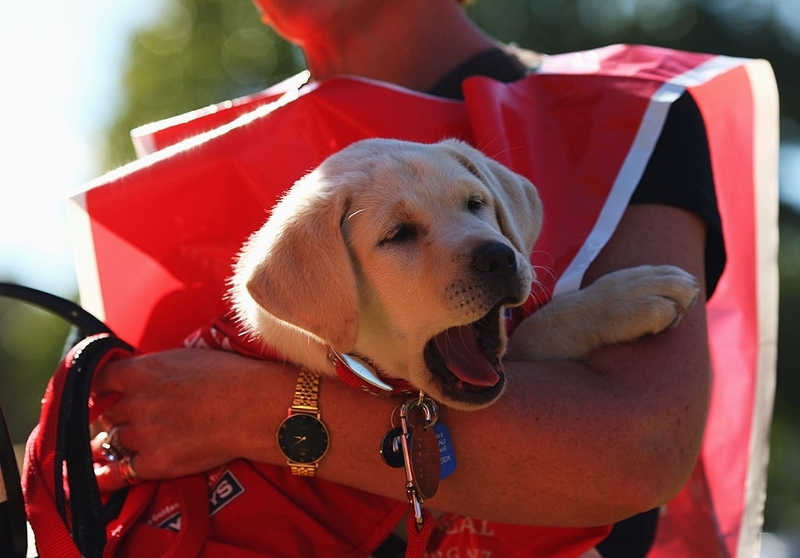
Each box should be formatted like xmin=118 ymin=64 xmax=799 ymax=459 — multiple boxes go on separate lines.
xmin=232 ymin=138 xmax=542 ymax=410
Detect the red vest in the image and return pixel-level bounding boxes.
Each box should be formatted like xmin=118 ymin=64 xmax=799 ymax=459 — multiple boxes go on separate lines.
xmin=57 ymin=44 xmax=777 ymax=557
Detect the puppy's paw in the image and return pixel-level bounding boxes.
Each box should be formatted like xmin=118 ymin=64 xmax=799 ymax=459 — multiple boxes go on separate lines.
xmin=506 ymin=265 xmax=700 ymax=361
xmin=603 ymin=265 xmax=700 ymax=334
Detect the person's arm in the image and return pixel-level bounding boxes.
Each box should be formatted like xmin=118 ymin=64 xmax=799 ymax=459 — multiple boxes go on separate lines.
xmin=92 ymin=202 xmax=710 ymax=527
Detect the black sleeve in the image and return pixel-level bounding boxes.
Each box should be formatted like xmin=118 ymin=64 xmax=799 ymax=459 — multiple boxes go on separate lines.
xmin=630 ymin=92 xmax=726 ymax=297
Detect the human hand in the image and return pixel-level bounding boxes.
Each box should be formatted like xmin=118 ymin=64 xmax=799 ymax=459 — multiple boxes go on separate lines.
xmin=90 ymin=348 xmax=287 ymax=491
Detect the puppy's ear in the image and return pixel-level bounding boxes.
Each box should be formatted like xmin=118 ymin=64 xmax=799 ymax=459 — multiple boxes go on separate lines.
xmin=441 ymin=139 xmax=543 ymax=254
xmin=233 ymin=169 xmax=359 ymax=352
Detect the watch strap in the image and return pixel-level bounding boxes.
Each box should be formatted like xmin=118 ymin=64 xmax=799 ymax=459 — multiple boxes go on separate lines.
xmin=291 ymin=368 xmax=320 ymax=411
xmin=288 ymin=464 xmax=317 ymax=477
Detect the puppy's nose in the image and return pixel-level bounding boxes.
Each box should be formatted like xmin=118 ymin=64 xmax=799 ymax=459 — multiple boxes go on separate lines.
xmin=472 ymin=241 xmax=517 ymax=278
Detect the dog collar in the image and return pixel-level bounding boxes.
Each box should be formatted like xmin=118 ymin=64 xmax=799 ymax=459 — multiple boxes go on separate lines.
xmin=330 ymin=351 xmax=415 ymax=397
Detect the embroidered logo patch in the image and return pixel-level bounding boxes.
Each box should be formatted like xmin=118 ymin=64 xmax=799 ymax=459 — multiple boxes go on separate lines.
xmin=157 ymin=511 xmax=183 ymax=533
xmin=209 ymin=470 xmax=245 ymax=517
xmin=156 ymin=469 xmax=245 ymax=532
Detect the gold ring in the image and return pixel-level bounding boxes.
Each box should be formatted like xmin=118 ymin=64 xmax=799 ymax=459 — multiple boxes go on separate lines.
xmin=118 ymin=454 xmax=141 ymax=486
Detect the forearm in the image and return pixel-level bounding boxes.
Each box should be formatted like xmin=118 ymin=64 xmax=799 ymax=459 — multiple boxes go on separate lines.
xmin=222 ymin=314 xmax=708 ymax=527
xmin=94 ymin=305 xmax=707 ymax=527
xmin=306 ymin=352 xmax=704 ymax=526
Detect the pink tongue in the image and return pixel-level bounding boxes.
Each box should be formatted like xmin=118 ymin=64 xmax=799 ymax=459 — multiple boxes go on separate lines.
xmin=433 ymin=325 xmax=501 ymax=387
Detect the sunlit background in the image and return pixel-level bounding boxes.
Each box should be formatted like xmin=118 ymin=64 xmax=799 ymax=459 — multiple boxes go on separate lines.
xmin=1 ymin=0 xmax=799 ymax=555
xmin=0 ymin=0 xmax=162 ymax=296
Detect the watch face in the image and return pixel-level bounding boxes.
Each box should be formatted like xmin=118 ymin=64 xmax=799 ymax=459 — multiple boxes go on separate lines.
xmin=277 ymin=414 xmax=329 ymax=464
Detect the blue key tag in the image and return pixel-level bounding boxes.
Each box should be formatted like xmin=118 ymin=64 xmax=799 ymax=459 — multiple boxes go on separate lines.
xmin=434 ymin=423 xmax=457 ymax=479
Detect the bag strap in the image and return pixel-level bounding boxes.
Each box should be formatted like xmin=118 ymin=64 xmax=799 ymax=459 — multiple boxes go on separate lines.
xmin=0 ymin=404 xmax=27 ymax=558
xmin=0 ymin=283 xmax=126 ymax=557
xmin=166 ymin=475 xmax=211 ymax=558
xmin=61 ymin=335 xmax=134 ymax=556
xmin=0 ymin=282 xmax=114 ymax=338
xmin=26 ymin=334 xmax=134 ymax=558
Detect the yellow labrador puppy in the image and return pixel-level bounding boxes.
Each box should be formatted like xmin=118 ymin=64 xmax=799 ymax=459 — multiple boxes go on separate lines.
xmin=231 ymin=138 xmax=698 ymax=410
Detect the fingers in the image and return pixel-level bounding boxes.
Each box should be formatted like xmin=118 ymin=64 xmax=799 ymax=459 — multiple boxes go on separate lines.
xmin=92 ymin=429 xmax=143 ymax=492
xmin=99 ymin=426 xmax=126 ymax=461
xmin=94 ymin=462 xmax=128 ymax=492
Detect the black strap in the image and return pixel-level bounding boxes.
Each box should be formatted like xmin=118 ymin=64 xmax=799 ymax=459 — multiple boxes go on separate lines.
xmin=55 ymin=334 xmax=133 ymax=557
xmin=0 ymin=282 xmax=126 ymax=557
xmin=0 ymin=405 xmax=27 ymax=558
xmin=0 ymin=282 xmax=113 ymax=338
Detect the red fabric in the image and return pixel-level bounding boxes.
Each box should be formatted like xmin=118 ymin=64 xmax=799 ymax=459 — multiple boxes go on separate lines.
xmin=405 ymin=510 xmax=435 ymax=558
xmin=647 ymin=60 xmax=778 ymax=558
xmin=106 ymin=464 xmax=408 ymax=558
xmin=65 ymin=45 xmax=777 ymax=557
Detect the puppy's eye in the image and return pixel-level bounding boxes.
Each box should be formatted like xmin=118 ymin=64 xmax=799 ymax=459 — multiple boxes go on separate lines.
xmin=467 ymin=196 xmax=485 ymax=213
xmin=380 ymin=224 xmax=417 ymax=245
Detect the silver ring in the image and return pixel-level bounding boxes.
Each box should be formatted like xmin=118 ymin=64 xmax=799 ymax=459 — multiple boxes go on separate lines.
xmin=118 ymin=454 xmax=141 ymax=486
xmin=101 ymin=426 xmax=127 ymax=462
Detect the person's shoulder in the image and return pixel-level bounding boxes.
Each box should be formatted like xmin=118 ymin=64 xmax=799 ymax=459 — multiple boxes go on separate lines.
xmin=501 ymin=44 xmax=547 ymax=73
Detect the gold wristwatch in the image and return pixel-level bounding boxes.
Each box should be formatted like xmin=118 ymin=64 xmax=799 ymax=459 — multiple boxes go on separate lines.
xmin=277 ymin=368 xmax=329 ymax=476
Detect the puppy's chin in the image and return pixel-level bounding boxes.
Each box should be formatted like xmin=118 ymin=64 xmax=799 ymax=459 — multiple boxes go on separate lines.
xmin=417 ymin=305 xmax=507 ymax=410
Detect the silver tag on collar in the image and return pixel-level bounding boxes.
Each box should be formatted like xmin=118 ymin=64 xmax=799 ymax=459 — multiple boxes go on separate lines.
xmin=336 ymin=352 xmax=394 ymax=392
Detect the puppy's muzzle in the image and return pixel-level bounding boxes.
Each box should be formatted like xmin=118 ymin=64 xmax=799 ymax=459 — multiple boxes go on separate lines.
xmin=422 ymin=241 xmax=530 ymax=408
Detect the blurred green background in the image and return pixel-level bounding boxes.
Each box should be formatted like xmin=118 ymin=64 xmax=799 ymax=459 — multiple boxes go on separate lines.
xmin=1 ymin=0 xmax=798 ymax=543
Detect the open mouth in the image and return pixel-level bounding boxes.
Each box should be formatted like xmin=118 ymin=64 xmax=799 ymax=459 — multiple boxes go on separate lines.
xmin=423 ymin=303 xmax=506 ymax=406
